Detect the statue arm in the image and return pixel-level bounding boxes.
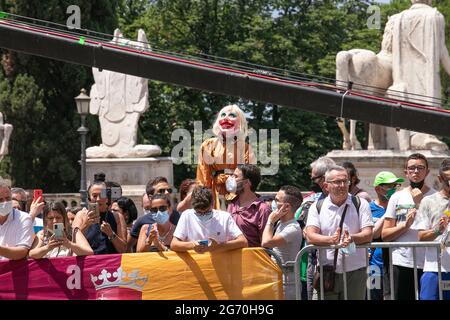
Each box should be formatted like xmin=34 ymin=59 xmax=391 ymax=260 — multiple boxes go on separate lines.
xmin=441 ymin=45 xmax=450 ymax=76
xmin=438 ymin=14 xmax=450 ymax=75
xmin=380 ymin=16 xmax=394 ymax=55
xmin=126 ymin=76 xmax=149 ymax=113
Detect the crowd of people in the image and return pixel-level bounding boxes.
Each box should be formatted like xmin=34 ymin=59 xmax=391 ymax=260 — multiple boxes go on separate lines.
xmin=0 ymin=153 xmax=449 ymax=301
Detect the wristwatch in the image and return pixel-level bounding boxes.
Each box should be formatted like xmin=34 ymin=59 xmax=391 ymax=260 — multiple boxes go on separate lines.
xmin=108 ymin=232 xmax=117 ymax=241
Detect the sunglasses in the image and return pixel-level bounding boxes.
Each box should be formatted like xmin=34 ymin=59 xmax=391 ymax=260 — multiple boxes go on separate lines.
xmin=311 ymin=175 xmax=323 ymax=182
xmin=156 ymin=188 xmax=173 ymax=194
xmin=149 ymin=205 xmax=168 ymax=213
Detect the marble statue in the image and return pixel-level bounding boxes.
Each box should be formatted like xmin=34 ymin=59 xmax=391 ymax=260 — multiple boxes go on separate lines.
xmin=336 ymin=16 xmax=395 ymax=150
xmin=87 ymin=29 xmax=161 ymax=158
xmin=0 ymin=112 xmax=12 ymax=161
xmin=385 ymin=0 xmax=450 ymax=151
xmin=336 ymin=0 xmax=450 ymax=151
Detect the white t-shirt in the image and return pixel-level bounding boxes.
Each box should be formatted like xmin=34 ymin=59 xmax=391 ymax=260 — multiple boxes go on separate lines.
xmin=384 ymin=187 xmax=436 ymax=268
xmin=0 ymin=209 xmax=34 ymax=260
xmin=413 ymin=192 xmax=450 ymax=272
xmin=173 ymin=209 xmax=243 ymax=243
xmin=306 ymin=194 xmax=373 ymax=273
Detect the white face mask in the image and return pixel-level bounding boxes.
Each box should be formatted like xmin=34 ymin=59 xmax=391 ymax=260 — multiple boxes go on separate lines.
xmin=226 ymin=176 xmax=237 ymax=193
xmin=271 ymin=200 xmax=278 ymax=212
xmin=0 ymin=201 xmax=13 ymax=216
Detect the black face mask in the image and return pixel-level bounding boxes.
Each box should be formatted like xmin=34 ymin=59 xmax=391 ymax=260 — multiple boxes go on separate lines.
xmin=310 ymin=182 xmax=322 ymax=193
xmin=410 ymin=180 xmax=425 ymax=190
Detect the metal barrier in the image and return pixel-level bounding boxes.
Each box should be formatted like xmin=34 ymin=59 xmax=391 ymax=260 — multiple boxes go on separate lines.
xmin=290 ymin=241 xmax=447 ymax=300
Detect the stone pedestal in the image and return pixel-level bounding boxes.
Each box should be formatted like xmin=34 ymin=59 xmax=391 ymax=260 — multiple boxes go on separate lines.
xmin=86 ymin=157 xmax=173 ymax=216
xmin=326 ymin=150 xmax=450 ymax=200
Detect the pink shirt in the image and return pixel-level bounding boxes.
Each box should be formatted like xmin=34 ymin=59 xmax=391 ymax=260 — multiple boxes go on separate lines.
xmin=227 ymin=198 xmax=271 ymax=247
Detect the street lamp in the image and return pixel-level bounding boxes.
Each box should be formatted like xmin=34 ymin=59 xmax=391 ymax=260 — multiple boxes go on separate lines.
xmin=75 ymin=88 xmax=90 ymax=208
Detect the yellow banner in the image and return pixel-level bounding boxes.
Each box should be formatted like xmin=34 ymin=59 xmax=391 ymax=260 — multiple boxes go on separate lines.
xmin=121 ymin=248 xmax=283 ymax=300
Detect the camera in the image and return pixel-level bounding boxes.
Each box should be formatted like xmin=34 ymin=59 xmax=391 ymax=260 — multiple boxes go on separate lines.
xmin=100 ymin=187 xmax=122 ymax=203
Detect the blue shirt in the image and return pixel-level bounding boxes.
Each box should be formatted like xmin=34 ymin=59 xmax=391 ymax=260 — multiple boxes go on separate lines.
xmin=85 ymin=211 xmax=118 ymax=255
xmin=369 ymin=201 xmax=386 ymax=274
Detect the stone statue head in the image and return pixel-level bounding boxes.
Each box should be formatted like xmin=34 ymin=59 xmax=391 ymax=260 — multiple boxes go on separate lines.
xmin=411 ymin=0 xmax=432 ymax=5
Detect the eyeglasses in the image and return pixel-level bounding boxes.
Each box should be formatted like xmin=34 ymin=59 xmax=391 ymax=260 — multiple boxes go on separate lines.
xmin=156 ymin=188 xmax=173 ymax=194
xmin=149 ymin=205 xmax=168 ymax=213
xmin=311 ymin=175 xmax=324 ymax=182
xmin=327 ymin=179 xmax=351 ymax=186
xmin=407 ymin=165 xmax=426 ymax=172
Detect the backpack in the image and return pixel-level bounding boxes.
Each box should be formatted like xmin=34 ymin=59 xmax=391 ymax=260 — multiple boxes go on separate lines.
xmin=315 ymin=195 xmax=361 ymax=217
xmin=293 ymin=195 xmax=361 ymax=244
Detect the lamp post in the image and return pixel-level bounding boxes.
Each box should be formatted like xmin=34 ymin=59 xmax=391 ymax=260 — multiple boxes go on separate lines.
xmin=75 ymin=88 xmax=90 ymax=209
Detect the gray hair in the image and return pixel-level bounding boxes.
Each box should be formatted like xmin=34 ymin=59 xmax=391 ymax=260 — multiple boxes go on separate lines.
xmin=325 ymin=165 xmax=348 ymax=182
xmin=0 ymin=179 xmax=10 ymax=190
xmin=11 ymin=187 xmax=27 ymax=199
xmin=311 ymin=157 xmax=336 ymax=177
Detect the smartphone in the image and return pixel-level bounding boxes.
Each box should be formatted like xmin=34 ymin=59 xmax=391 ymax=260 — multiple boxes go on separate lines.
xmin=199 ymin=239 xmax=209 ymax=246
xmin=88 ymin=202 xmax=100 ymax=223
xmin=53 ymin=223 xmax=64 ymax=239
xmin=88 ymin=202 xmax=98 ymax=213
xmin=33 ymin=189 xmax=43 ymax=201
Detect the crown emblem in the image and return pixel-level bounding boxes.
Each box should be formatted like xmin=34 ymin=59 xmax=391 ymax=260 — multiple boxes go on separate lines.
xmin=90 ymin=267 xmax=148 ymax=291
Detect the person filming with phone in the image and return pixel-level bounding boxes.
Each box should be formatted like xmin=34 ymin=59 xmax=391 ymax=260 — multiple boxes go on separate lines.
xmin=81 ymin=181 xmax=127 ymax=254
xmin=29 ymin=202 xmax=93 ymax=259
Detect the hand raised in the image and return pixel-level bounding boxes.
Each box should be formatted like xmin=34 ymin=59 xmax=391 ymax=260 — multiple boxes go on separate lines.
xmin=410 ymin=188 xmax=423 ymax=207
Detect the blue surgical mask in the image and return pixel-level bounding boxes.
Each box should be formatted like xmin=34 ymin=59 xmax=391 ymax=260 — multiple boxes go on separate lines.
xmin=271 ymin=200 xmax=278 ymax=212
xmin=196 ymin=211 xmax=213 ymax=223
xmin=151 ymin=211 xmax=169 ymax=225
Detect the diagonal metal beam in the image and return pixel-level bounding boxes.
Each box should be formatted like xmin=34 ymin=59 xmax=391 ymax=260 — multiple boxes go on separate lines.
xmin=0 ymin=21 xmax=448 ymax=137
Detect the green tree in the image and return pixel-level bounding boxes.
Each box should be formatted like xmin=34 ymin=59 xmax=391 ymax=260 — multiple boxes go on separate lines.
xmin=0 ymin=0 xmax=119 ymax=191
xmin=117 ymin=0 xmax=380 ymax=190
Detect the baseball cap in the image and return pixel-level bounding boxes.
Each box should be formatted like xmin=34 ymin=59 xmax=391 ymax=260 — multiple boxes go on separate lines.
xmin=373 ymin=171 xmax=404 ymax=187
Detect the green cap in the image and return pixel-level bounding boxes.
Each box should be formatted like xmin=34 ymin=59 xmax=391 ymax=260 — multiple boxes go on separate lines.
xmin=373 ymin=171 xmax=404 ymax=187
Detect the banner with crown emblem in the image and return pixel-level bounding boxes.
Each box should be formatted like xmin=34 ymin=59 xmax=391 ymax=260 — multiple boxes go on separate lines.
xmin=0 ymin=248 xmax=283 ymax=300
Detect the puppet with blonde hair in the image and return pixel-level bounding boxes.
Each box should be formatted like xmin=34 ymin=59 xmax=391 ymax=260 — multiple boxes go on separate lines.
xmin=196 ymin=104 xmax=256 ymax=209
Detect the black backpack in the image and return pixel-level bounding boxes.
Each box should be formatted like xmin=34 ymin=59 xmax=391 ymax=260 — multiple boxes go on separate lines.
xmin=315 ymin=195 xmax=361 ymax=217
